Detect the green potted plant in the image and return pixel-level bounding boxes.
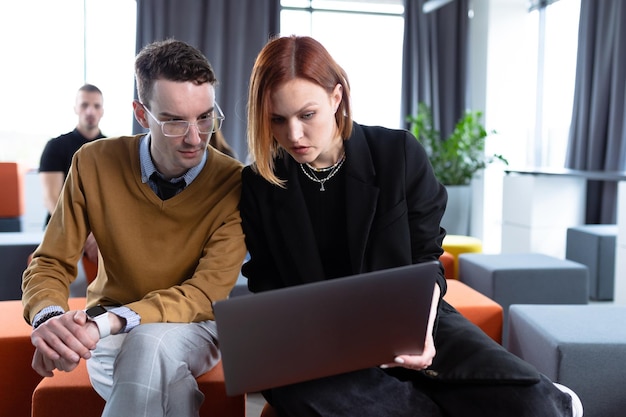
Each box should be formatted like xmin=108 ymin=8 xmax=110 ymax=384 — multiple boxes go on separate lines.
xmin=407 ymin=102 xmax=507 ymax=186
xmin=407 ymin=102 xmax=507 ymax=234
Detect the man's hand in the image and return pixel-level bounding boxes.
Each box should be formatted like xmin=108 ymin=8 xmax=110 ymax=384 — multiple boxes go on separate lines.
xmin=30 ymin=310 xmax=100 ymax=377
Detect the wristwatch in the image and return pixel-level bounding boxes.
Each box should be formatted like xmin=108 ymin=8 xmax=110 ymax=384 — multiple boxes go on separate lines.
xmin=85 ymin=305 xmax=111 ymax=339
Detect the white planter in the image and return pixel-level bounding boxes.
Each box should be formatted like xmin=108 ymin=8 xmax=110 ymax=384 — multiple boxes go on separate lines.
xmin=441 ymin=185 xmax=471 ymax=235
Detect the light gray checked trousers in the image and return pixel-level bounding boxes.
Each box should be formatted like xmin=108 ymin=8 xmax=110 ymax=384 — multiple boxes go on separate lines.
xmin=86 ymin=321 xmax=220 ymax=417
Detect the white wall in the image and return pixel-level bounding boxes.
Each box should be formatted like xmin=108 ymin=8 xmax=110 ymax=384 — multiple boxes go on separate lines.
xmin=22 ymin=170 xmax=47 ymax=233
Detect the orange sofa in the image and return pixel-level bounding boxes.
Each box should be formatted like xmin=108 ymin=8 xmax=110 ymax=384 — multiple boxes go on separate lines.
xmin=440 ymin=250 xmax=455 ymax=279
xmin=32 ymin=360 xmax=244 ymax=417
xmin=0 ymin=162 xmax=25 ymax=232
xmin=0 ymin=297 xmax=86 ymax=417
xmin=443 ymin=279 xmax=503 ymax=344
xmin=0 ymin=297 xmax=245 ymax=417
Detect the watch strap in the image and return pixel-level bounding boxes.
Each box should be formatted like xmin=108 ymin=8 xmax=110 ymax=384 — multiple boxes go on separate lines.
xmin=89 ymin=311 xmax=111 ymax=339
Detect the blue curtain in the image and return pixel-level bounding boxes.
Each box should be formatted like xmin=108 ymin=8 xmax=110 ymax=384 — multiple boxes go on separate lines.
xmin=134 ymin=0 xmax=281 ymax=162
xmin=566 ymin=0 xmax=626 ymax=223
xmin=401 ymin=0 xmax=469 ymax=139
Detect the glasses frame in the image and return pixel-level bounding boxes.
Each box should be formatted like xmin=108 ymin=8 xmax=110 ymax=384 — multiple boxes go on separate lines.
xmin=140 ymin=102 xmax=224 ymax=137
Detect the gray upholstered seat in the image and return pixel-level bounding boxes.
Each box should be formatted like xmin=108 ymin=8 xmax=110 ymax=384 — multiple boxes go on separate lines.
xmin=458 ymin=253 xmax=589 ymax=343
xmin=566 ymin=224 xmax=617 ymax=300
xmin=508 ymin=304 xmax=626 ymax=417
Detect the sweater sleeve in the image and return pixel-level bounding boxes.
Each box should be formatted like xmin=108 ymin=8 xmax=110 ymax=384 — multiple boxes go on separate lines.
xmin=23 ymin=138 xmax=248 ymax=325
xmin=22 ymin=151 xmax=91 ymax=324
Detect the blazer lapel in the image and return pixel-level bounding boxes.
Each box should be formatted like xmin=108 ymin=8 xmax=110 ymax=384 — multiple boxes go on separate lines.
xmin=271 ymin=124 xmax=380 ymax=282
xmin=345 ymin=125 xmax=379 ymax=273
xmin=273 ymin=158 xmax=327 ymax=284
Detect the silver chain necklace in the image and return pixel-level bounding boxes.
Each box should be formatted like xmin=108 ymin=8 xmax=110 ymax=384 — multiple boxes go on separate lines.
xmin=300 ymin=153 xmax=346 ymax=191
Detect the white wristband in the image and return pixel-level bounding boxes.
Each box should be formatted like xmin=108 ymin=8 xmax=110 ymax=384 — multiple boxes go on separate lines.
xmin=91 ymin=312 xmax=111 ymax=339
xmin=86 ymin=306 xmax=111 ymax=339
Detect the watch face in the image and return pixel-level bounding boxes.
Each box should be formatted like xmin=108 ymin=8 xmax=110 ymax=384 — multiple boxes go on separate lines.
xmin=86 ymin=305 xmax=107 ymax=317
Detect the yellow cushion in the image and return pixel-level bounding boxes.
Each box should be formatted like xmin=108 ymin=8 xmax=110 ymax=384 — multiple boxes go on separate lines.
xmin=442 ymin=235 xmax=483 ymax=279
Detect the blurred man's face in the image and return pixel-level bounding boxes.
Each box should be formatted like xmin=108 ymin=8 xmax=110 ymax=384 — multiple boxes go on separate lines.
xmin=75 ymin=90 xmax=104 ymax=130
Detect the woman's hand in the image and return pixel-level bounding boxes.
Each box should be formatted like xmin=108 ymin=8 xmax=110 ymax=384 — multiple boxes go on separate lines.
xmin=381 ymin=331 xmax=436 ymax=370
xmin=380 ymin=280 xmax=441 ymax=371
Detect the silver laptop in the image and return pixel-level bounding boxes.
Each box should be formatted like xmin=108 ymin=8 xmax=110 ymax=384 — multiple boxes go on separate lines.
xmin=213 ymin=261 xmax=439 ymax=396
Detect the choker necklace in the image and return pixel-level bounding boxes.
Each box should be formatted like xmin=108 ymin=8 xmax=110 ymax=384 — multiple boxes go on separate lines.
xmin=300 ymin=153 xmax=346 ymax=191
xmin=305 ymin=152 xmax=345 ymax=173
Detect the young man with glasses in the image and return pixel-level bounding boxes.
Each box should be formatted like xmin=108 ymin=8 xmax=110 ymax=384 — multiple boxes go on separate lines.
xmin=22 ymin=39 xmax=246 ymax=417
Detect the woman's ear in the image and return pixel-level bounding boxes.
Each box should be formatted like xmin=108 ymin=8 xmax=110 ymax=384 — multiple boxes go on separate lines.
xmin=331 ymin=84 xmax=343 ymax=113
xmin=132 ymin=100 xmax=150 ymax=129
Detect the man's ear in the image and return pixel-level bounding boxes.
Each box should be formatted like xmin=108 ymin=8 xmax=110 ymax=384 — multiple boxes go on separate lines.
xmin=133 ymin=101 xmax=149 ymax=129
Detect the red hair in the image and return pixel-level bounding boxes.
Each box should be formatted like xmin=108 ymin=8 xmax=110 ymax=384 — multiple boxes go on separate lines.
xmin=247 ymin=35 xmax=353 ymax=186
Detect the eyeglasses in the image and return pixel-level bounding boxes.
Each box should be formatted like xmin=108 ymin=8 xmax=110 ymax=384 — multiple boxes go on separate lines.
xmin=141 ymin=102 xmax=224 ymax=137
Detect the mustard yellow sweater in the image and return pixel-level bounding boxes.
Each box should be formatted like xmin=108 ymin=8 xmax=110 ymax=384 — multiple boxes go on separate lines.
xmin=23 ymin=135 xmax=246 ymax=325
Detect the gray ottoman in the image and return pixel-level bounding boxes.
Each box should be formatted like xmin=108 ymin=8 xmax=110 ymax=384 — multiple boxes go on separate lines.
xmin=508 ymin=304 xmax=626 ymax=417
xmin=566 ymin=224 xmax=617 ymax=301
xmin=0 ymin=232 xmax=91 ymax=300
xmin=0 ymin=232 xmax=43 ymax=300
xmin=458 ymin=253 xmax=589 ymax=343
xmin=0 ymin=218 xmax=21 ymax=232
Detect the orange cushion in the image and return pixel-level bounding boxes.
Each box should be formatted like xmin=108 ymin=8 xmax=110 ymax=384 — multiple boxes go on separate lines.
xmin=0 ymin=297 xmax=86 ymax=417
xmin=82 ymin=254 xmax=98 ymax=284
xmin=261 ymin=402 xmax=279 ymax=417
xmin=443 ymin=279 xmax=503 ymax=344
xmin=32 ymin=360 xmax=245 ymax=417
xmin=0 ymin=162 xmax=25 ymax=217
xmin=439 ymin=251 xmax=455 ymax=279
xmin=32 ymin=361 xmax=104 ymax=417
xmin=1 ymin=295 xmax=243 ymax=417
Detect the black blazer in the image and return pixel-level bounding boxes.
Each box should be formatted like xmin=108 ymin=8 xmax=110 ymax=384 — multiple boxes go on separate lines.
xmin=240 ymin=123 xmax=540 ymax=384
xmin=241 ymin=123 xmax=447 ymax=290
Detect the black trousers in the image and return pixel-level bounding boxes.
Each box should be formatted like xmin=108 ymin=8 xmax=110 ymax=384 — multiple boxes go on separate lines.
xmin=265 ymin=369 xmax=571 ymax=417
xmin=264 ymin=304 xmax=572 ymax=417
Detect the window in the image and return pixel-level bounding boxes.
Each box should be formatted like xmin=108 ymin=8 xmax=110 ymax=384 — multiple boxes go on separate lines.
xmin=482 ymin=0 xmax=580 ymax=252
xmin=0 ymin=0 xmax=136 ymax=168
xmin=485 ymin=0 xmax=580 ymax=169
xmin=536 ymin=0 xmax=581 ymax=167
xmin=280 ymin=0 xmax=405 ymax=129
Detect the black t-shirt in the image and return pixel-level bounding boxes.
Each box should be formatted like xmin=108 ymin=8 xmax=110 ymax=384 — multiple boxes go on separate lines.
xmin=39 ymin=128 xmax=105 ymax=176
xmin=39 ymin=128 xmax=106 ymax=224
xmin=298 ymin=164 xmax=351 ymax=280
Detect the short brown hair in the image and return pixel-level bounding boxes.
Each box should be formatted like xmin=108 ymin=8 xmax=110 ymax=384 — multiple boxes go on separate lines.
xmin=135 ymin=39 xmax=217 ymax=107
xmin=78 ymin=84 xmax=103 ymax=96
